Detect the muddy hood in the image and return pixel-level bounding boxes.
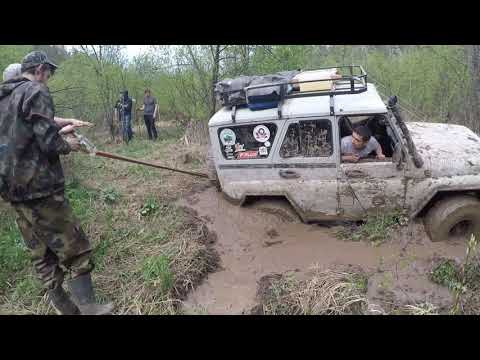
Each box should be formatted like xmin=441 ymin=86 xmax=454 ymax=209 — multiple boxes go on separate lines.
xmin=407 ymin=122 xmax=480 ymax=176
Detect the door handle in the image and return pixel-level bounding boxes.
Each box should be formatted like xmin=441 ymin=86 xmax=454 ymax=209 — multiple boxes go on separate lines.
xmin=279 ymin=169 xmax=300 ymax=179
xmin=345 ymin=169 xmax=367 ymax=178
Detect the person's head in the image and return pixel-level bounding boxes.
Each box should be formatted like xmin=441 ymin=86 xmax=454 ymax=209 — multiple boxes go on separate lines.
xmin=351 ymin=125 xmax=372 ymax=150
xmin=3 ymin=63 xmax=22 ymax=82
xmin=123 ymin=90 xmax=129 ymax=100
xmin=144 ymin=88 xmax=151 ymax=97
xmin=21 ymin=51 xmax=58 ymax=84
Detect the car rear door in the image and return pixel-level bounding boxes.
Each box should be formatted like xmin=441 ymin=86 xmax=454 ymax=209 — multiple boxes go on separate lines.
xmin=271 ymin=116 xmax=339 ymax=221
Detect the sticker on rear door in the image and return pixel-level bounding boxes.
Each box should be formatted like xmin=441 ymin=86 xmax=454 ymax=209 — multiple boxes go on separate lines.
xmin=234 ymin=143 xmax=245 ymax=152
xmin=220 ymin=128 xmax=236 ymax=146
xmin=237 ymin=150 xmax=258 ymax=159
xmin=253 ymin=125 xmax=270 ymax=143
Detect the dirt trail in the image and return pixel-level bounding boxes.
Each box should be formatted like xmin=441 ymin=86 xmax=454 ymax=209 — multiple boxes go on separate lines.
xmin=180 ymin=187 xmax=467 ymax=314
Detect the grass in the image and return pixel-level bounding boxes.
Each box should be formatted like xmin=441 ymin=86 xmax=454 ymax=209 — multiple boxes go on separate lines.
xmin=0 ymin=122 xmax=219 ymax=315
xmin=142 ymin=255 xmax=173 ymax=294
xmin=253 ymin=266 xmax=369 ymax=315
xmin=64 ymin=179 xmax=97 ymax=222
xmin=0 ymin=211 xmax=29 ymax=293
xmin=11 ymin=275 xmax=42 ymax=304
xmin=0 ymin=208 xmax=47 ymax=314
xmin=429 ymin=259 xmax=462 ymax=292
xmin=336 ymin=210 xmax=407 ymax=246
xmin=100 ymin=187 xmax=121 ymax=205
xmin=403 ymin=302 xmax=439 ymax=315
xmin=140 ymin=197 xmax=159 ymax=217
xmin=429 ymin=235 xmax=480 ymax=314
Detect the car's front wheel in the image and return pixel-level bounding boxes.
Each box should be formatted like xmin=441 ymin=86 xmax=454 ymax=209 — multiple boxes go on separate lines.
xmin=424 ymin=194 xmax=480 ymax=242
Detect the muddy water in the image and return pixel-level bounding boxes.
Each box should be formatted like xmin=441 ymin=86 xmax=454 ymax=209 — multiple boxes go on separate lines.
xmin=180 ymin=187 xmax=467 ymax=314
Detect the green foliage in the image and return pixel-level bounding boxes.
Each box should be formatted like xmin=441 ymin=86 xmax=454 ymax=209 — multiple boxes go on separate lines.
xmin=101 ymin=187 xmax=121 ymax=204
xmin=351 ymin=273 xmax=369 ymax=294
xmin=0 ymin=212 xmax=29 ymax=292
xmin=430 ymin=259 xmax=462 ymax=291
xmin=0 ymin=45 xmax=33 ymax=75
xmin=11 ymin=275 xmax=42 ymax=303
xmin=140 ymin=198 xmax=158 ymax=217
xmin=92 ymin=237 xmax=112 ymax=272
xmin=336 ymin=210 xmax=406 ymax=246
xmin=3 ymin=44 xmax=474 ymax=130
xmin=65 ymin=180 xmax=97 ymax=222
xmin=142 ymin=255 xmax=173 ymax=294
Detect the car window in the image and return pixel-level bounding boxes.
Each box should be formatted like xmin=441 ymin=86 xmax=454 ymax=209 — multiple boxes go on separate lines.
xmin=218 ymin=123 xmax=277 ymax=160
xmin=280 ymin=119 xmax=333 ymax=158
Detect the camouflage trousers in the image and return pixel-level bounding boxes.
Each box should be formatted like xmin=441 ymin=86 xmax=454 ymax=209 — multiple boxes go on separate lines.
xmin=12 ymin=192 xmax=94 ymax=290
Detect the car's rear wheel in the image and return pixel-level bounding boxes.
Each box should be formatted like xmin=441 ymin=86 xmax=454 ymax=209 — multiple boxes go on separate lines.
xmin=244 ymin=197 xmax=301 ymax=223
xmin=424 ymin=195 xmax=480 ymax=242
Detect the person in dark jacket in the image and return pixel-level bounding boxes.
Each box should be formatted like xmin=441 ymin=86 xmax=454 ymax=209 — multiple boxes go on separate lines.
xmin=0 ymin=51 xmax=113 ymax=315
xmin=120 ymin=90 xmax=133 ymax=142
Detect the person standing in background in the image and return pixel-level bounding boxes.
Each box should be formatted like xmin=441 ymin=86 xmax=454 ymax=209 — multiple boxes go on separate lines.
xmin=119 ymin=90 xmax=133 ymax=143
xmin=140 ymin=88 xmax=158 ymax=141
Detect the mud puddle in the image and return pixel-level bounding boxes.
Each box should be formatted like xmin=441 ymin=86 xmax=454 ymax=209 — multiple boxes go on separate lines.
xmin=179 ymin=187 xmax=467 ymax=314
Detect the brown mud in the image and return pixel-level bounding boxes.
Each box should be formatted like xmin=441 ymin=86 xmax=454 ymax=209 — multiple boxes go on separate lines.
xmin=179 ymin=186 xmax=467 ymax=314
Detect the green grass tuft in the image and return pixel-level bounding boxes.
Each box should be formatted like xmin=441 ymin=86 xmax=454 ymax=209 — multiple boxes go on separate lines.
xmin=336 ymin=210 xmax=406 ymax=246
xmin=0 ymin=213 xmax=29 ymax=293
xmin=142 ymin=255 xmax=173 ymax=294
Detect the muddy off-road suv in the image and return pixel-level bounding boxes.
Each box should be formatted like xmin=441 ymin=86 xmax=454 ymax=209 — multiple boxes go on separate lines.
xmin=207 ymin=66 xmax=480 ymax=242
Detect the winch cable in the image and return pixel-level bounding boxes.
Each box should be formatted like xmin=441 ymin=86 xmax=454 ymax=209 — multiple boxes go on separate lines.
xmin=93 ymin=151 xmax=209 ymax=178
xmin=72 ymin=133 xmax=209 ymax=178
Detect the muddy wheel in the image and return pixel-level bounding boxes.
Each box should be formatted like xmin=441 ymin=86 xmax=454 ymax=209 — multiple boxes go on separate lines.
xmin=424 ymin=195 xmax=480 ymax=242
xmin=246 ymin=197 xmax=301 ymax=223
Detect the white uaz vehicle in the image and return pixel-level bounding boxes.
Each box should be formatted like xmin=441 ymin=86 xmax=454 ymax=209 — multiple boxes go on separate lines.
xmin=207 ymin=66 xmax=480 ymax=242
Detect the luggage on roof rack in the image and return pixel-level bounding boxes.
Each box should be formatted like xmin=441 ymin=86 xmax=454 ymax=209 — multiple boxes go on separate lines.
xmin=215 ymin=76 xmax=252 ymax=108
xmin=214 ymin=65 xmax=368 ymax=117
xmin=214 ymin=70 xmax=300 ymax=109
xmin=247 ymin=70 xmax=299 ymax=111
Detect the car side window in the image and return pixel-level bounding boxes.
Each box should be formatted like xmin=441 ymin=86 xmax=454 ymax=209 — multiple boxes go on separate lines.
xmin=218 ymin=123 xmax=277 ymax=160
xmin=280 ymin=119 xmax=333 ymax=158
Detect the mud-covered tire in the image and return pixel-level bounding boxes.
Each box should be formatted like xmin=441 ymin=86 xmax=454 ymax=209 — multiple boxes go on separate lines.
xmin=424 ymin=195 xmax=480 ymax=242
xmin=247 ymin=198 xmax=301 ymax=223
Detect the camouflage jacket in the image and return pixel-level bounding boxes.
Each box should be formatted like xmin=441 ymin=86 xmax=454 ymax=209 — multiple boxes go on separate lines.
xmin=0 ymin=77 xmax=71 ymax=203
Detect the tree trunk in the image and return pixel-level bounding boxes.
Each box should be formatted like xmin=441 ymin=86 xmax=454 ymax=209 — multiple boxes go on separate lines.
xmin=210 ymin=45 xmax=221 ymax=117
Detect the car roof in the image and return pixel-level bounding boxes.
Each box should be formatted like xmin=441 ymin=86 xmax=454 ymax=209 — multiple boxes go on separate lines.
xmin=208 ymin=83 xmax=387 ymax=127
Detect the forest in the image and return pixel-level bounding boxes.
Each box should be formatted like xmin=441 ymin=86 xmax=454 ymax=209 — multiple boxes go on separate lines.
xmin=2 ymin=45 xmax=479 ymax=133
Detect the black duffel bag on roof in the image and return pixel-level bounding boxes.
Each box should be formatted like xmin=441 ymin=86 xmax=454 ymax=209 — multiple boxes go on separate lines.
xmin=214 ymin=70 xmax=300 ymax=109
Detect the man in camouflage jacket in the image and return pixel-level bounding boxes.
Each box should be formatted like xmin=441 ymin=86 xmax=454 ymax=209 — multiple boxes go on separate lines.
xmin=0 ymin=51 xmax=113 ymax=315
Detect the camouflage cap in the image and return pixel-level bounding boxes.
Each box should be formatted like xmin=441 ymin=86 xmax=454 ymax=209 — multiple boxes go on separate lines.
xmin=21 ymin=51 xmax=58 ymax=73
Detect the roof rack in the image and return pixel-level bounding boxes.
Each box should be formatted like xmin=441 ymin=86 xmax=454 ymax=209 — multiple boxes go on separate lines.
xmin=243 ymin=65 xmax=368 ymax=119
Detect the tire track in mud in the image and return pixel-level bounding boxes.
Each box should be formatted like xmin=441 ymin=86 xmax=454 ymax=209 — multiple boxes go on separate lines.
xmin=179 ymin=186 xmax=468 ymax=314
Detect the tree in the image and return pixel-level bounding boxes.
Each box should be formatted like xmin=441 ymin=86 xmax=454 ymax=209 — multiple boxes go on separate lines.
xmin=0 ymin=45 xmax=33 ymax=74
xmin=78 ymin=45 xmax=128 ymax=139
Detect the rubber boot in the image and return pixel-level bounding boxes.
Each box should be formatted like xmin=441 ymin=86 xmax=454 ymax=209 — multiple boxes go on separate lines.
xmin=68 ymin=273 xmax=114 ymax=315
xmin=47 ymin=286 xmax=81 ymax=315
